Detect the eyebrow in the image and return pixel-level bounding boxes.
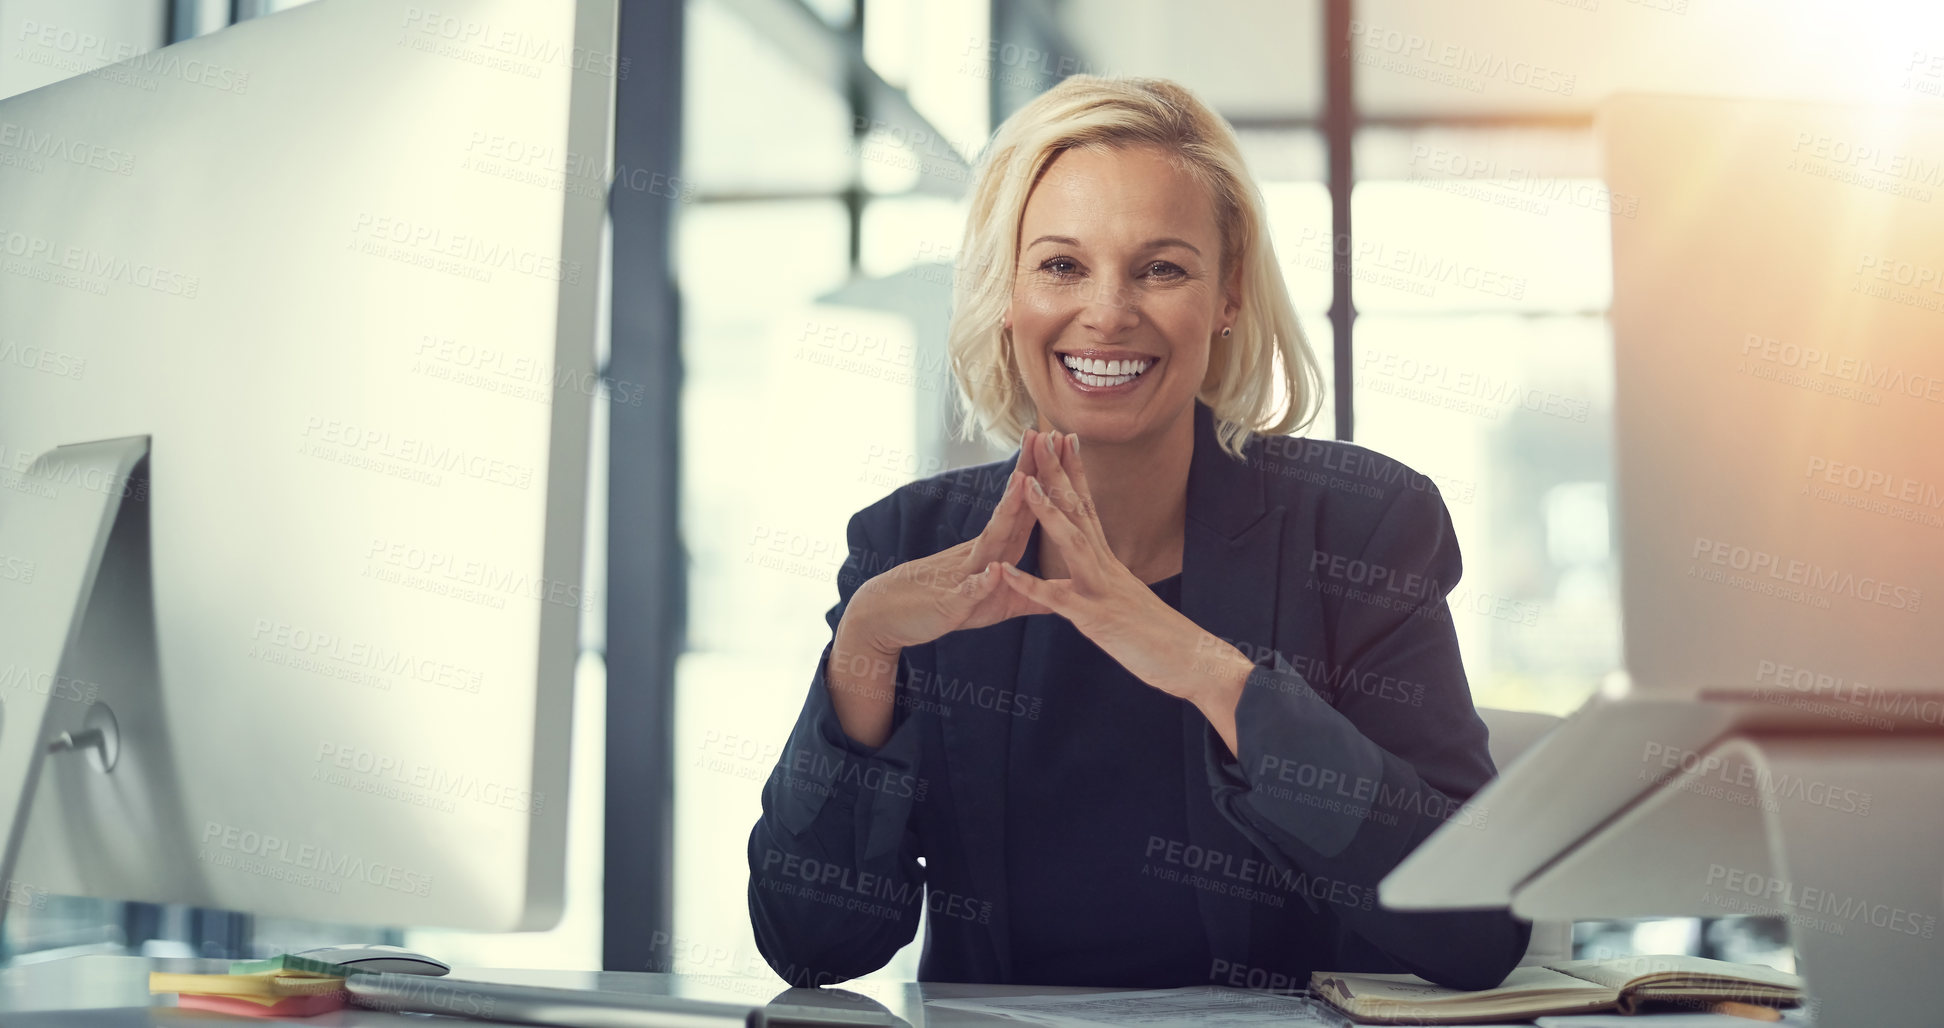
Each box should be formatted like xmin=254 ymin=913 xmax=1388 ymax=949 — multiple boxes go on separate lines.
xmin=1024 ymin=234 xmax=1203 ymax=256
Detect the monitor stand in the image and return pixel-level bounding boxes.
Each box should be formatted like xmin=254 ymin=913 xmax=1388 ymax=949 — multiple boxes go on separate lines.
xmin=0 ymin=436 xmax=150 ymax=933
xmin=1512 ymin=729 xmax=1944 ymax=1028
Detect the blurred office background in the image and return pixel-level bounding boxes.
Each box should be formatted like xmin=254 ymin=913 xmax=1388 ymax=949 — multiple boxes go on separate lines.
xmin=4 ymin=0 xmax=1939 ymax=983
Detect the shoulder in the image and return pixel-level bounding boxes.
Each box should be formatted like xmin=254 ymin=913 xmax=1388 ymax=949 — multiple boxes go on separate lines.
xmin=846 ymin=455 xmax=1014 ymax=558
xmin=1248 ymin=435 xmax=1451 ymax=521
xmin=1241 ymin=435 xmax=1459 ymax=564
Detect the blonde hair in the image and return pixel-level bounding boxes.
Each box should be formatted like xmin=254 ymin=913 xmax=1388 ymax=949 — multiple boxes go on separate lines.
xmin=946 ymin=74 xmax=1324 ymax=460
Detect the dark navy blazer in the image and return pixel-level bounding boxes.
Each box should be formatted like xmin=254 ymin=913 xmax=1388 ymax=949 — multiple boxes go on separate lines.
xmin=747 ymin=398 xmax=1530 ymax=990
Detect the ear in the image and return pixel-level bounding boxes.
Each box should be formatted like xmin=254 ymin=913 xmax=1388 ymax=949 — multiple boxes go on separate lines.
xmin=1221 ymin=261 xmax=1244 ymax=323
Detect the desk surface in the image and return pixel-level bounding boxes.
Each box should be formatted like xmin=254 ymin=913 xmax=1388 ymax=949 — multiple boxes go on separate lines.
xmin=0 ymin=954 xmax=1135 ymax=1026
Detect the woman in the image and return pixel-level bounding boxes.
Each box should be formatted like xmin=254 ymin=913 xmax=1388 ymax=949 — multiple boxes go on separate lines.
xmin=747 ymin=74 xmax=1530 ymax=991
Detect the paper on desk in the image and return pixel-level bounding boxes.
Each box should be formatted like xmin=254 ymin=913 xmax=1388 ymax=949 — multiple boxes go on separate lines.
xmin=926 ymin=986 xmax=1343 ymax=1027
xmin=1534 ymin=1009 xmax=1812 ymax=1028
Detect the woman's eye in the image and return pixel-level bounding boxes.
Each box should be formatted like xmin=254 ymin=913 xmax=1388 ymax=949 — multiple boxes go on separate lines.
xmin=1040 ymin=257 xmax=1080 ymax=277
xmin=1145 ymin=261 xmax=1185 ymax=279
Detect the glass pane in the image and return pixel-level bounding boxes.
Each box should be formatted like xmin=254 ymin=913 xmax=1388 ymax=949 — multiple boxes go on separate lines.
xmin=860 ymin=195 xmax=970 ymax=280
xmin=1236 ymin=129 xmax=1327 ymax=184
xmin=907 ymin=0 xmax=990 ymax=162
xmin=675 ymin=199 xmax=927 ymax=981
xmin=801 ymin=0 xmax=854 ymax=30
xmin=683 ymin=0 xmax=855 ymax=194
xmin=1352 ymin=0 xmax=1944 ymax=117
xmin=865 ymin=0 xmax=995 ymax=157
xmin=1350 ymin=176 xmax=1613 ymax=315
xmin=1356 ymin=126 xmax=1601 ymax=182
xmin=1060 ymin=0 xmax=1323 ymax=119
xmin=1351 ymin=314 xmax=1619 ymax=716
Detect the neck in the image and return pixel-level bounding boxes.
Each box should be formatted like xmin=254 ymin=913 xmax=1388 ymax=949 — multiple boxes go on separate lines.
xmin=1038 ymin=403 xmax=1194 ymax=581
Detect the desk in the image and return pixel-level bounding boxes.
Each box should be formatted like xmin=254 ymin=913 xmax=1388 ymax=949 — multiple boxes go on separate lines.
xmin=0 ymin=955 xmax=1133 ymax=1025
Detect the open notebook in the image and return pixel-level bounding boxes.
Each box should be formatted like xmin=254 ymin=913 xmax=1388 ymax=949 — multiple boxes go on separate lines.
xmin=1311 ymin=954 xmax=1803 ymax=1024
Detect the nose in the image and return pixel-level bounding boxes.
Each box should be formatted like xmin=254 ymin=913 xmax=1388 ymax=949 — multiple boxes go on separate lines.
xmin=1075 ymin=272 xmax=1140 ymax=338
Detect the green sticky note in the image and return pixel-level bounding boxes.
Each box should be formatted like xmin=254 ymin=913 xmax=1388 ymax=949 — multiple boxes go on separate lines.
xmin=229 ymin=953 xmax=363 ymax=977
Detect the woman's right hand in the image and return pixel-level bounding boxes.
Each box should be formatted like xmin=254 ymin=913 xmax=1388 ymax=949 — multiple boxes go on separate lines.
xmin=844 ymin=430 xmax=1053 ymax=654
xmin=826 ymin=431 xmax=1054 ymax=748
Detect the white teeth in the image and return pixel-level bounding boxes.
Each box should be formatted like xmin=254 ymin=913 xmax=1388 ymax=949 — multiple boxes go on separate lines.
xmin=1058 ymin=353 xmax=1152 ymax=389
xmin=1059 ymin=354 xmax=1152 ymax=381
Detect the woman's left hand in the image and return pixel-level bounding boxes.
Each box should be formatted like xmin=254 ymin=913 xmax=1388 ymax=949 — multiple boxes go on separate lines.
xmin=1000 ymin=430 xmax=1254 ymax=751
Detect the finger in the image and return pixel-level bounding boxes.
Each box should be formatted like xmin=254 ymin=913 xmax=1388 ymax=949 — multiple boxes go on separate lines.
xmin=1000 ymin=562 xmax=1072 ymax=618
xmin=1024 ymin=475 xmax=1099 ymax=577
xmin=1060 ymin=433 xmax=1104 ymax=541
xmin=1034 ymin=433 xmax=1107 ymax=552
xmin=1005 ymin=591 xmax=1056 ymax=618
xmin=968 ymin=472 xmax=1028 ymax=567
xmin=1018 ymin=428 xmax=1039 ymax=483
xmin=954 ymin=560 xmax=1001 ymax=602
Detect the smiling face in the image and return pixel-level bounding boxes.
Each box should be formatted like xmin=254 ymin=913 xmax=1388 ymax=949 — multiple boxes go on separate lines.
xmin=1006 ymin=142 xmax=1237 ymax=447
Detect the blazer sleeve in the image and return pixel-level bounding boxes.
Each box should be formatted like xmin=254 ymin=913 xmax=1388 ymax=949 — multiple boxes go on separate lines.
xmin=746 ymin=502 xmax=928 ymax=985
xmin=1199 ymin=482 xmax=1533 ymax=991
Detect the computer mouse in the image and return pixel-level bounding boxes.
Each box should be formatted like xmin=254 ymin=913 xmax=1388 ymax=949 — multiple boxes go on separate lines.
xmin=295 ymin=943 xmax=451 ymax=976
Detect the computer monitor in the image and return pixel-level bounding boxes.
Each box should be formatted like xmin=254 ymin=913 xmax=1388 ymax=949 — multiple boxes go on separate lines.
xmin=0 ymin=0 xmax=615 ymax=933
xmin=1380 ymin=92 xmax=1944 ymax=1027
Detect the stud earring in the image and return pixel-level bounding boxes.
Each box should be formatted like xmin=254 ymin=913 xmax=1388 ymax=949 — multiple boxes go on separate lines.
xmin=1221 ymin=326 xmax=1232 ymax=338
